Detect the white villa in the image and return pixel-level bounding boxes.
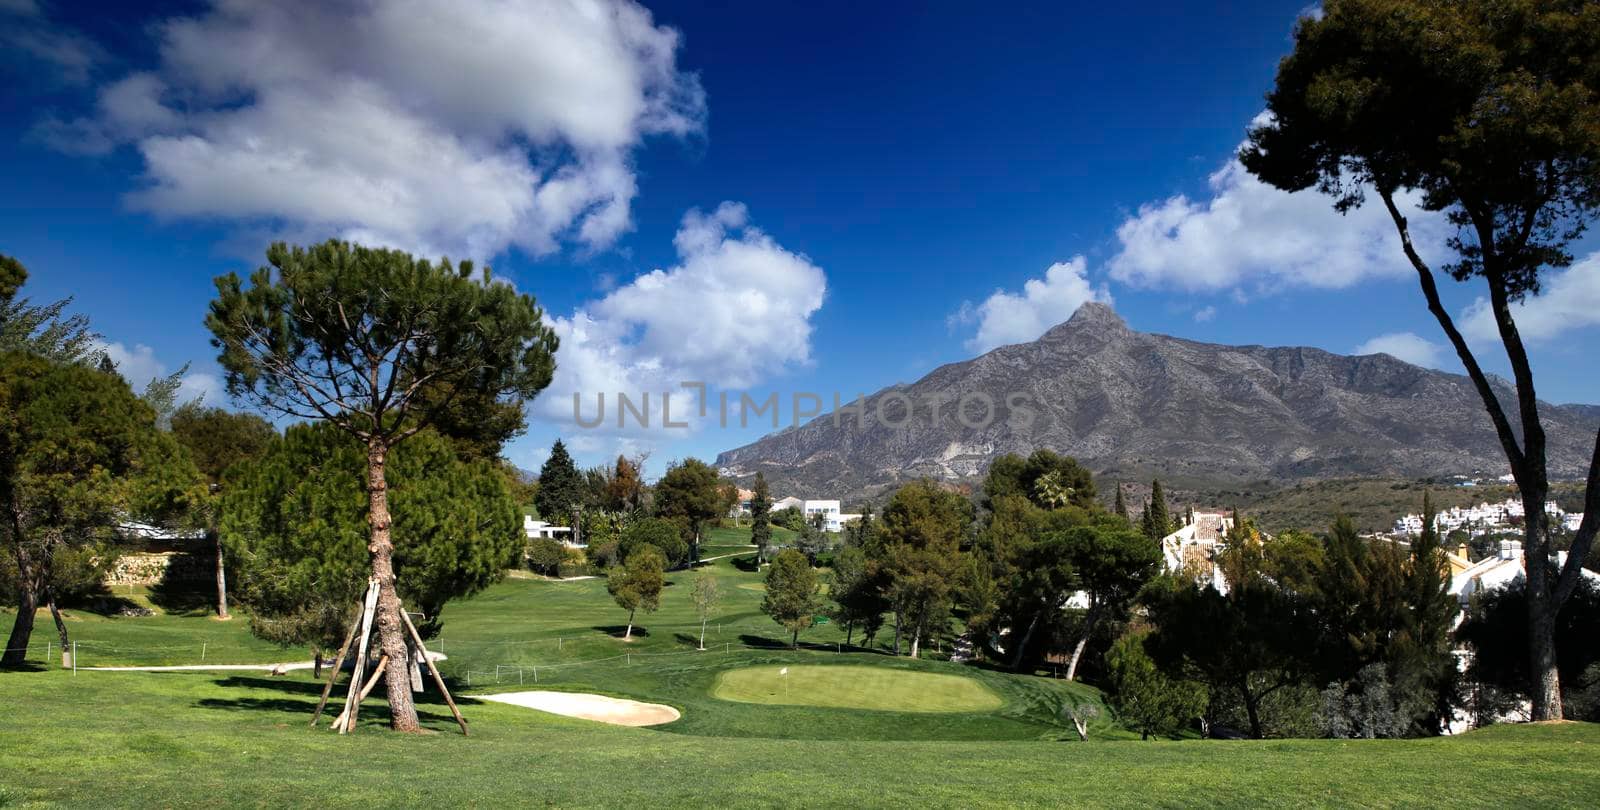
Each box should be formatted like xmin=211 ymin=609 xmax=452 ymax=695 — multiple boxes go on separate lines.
xmin=523 ymin=515 xmax=579 ymax=547
xmin=738 ymin=494 xmax=860 ymax=532
xmin=1159 ymin=510 xmax=1234 ymax=593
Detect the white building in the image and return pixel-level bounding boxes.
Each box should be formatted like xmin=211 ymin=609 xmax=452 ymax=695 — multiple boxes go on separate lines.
xmin=1392 ymin=498 xmax=1567 ymax=537
xmin=523 ymin=515 xmax=579 ymax=547
xmin=1449 ymin=540 xmax=1600 ymax=619
xmin=1159 ymin=511 xmax=1233 ymax=593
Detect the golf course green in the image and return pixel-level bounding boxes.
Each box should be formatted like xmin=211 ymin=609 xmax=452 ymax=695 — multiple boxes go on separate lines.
xmin=712 ymin=664 xmax=1004 ymax=712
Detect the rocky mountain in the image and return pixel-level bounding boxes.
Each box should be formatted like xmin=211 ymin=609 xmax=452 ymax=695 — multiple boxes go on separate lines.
xmin=714 ymin=303 xmax=1599 ymax=501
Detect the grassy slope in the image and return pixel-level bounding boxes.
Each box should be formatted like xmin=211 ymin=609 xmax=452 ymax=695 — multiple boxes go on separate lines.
xmin=3 ymin=526 xmax=1600 ymax=806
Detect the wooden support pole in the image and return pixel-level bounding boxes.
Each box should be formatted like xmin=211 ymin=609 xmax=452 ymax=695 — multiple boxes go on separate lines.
xmin=399 ymin=606 xmax=469 ymax=736
xmin=338 ymin=580 xmax=381 ymax=735
xmin=333 ymin=654 xmax=390 ymax=732
xmin=310 ymin=612 xmax=363 ymax=728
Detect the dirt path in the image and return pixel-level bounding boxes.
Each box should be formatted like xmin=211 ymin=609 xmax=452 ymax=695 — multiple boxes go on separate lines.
xmin=83 ymin=651 xmax=446 ymax=673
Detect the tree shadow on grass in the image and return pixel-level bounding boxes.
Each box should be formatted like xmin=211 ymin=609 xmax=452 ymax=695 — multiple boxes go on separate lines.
xmin=195 ymin=674 xmax=477 ymax=724
xmin=592 ymin=625 xmax=650 ymax=639
xmin=730 ymin=555 xmax=760 ymax=573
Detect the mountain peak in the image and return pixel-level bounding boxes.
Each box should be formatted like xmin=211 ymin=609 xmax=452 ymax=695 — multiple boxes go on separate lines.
xmin=1042 ymin=301 xmax=1127 ymax=339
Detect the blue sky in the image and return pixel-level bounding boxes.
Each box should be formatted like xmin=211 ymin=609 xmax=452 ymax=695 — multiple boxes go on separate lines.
xmin=3 ymin=0 xmax=1597 ymax=479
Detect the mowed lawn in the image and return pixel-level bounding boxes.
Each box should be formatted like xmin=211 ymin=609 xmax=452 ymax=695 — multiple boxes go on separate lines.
xmin=713 ymin=664 xmax=1004 ymax=713
xmin=3 ymin=527 xmax=1600 ymax=806
xmin=2 ymin=671 xmax=1599 ymax=808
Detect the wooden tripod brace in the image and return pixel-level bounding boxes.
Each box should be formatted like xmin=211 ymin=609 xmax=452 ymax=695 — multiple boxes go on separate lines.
xmin=309 ymin=578 xmax=468 ymax=735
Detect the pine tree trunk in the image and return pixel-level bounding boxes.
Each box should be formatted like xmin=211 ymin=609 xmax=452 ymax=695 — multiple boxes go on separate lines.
xmin=1065 ymin=598 xmax=1101 ymax=682
xmin=3 ymin=535 xmax=38 ymax=667
xmin=699 ymin=617 xmax=707 ymax=650
xmin=213 ymin=529 xmax=230 ymax=620
xmin=845 ymin=623 xmax=854 ymax=646
xmin=47 ymin=594 xmax=70 ymax=667
xmin=1525 ymin=505 xmax=1563 ymax=719
xmin=1010 ymin=612 xmax=1041 ymax=671
xmin=792 ymin=629 xmax=798 ymax=649
xmin=625 ymin=609 xmax=635 ymax=640
xmin=1241 ymin=682 xmax=1264 ymax=739
xmin=366 ymin=440 xmax=420 ymax=733
xmin=892 ymin=611 xmax=902 ymax=656
xmin=3 ymin=585 xmax=36 ymax=667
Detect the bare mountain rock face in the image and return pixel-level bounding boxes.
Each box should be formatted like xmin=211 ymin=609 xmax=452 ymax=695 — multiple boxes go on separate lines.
xmin=715 ymin=303 xmax=1598 ymax=501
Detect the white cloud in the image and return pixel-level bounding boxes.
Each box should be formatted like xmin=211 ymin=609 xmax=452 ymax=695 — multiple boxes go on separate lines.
xmin=1108 ymin=159 xmax=1450 ymax=294
xmin=536 ymin=202 xmax=827 ymax=435
xmin=42 ymin=0 xmax=705 ymax=259
xmin=957 ymin=257 xmax=1112 ymax=353
xmin=98 ymin=341 xmax=224 ymax=405
xmin=1193 ymin=305 xmax=1217 ymax=323
xmin=1353 ymin=332 xmax=1445 ymax=369
xmin=1460 ymin=251 xmax=1600 ymax=344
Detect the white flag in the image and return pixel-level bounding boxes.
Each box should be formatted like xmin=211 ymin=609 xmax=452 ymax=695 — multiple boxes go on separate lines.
xmin=779 ymin=667 xmax=789 ymax=676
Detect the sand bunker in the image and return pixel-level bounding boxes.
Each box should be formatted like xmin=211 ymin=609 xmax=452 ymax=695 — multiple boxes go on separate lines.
xmin=478 ymin=690 xmax=680 ymax=727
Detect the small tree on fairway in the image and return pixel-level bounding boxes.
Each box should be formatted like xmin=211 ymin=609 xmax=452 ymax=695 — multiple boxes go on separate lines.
xmin=1242 ymin=0 xmax=1600 ymax=720
xmin=763 ymin=549 xmax=820 ymax=648
xmin=750 ymin=472 xmax=773 ymax=562
xmin=608 ymin=545 xmax=665 ymax=640
xmin=205 ymin=240 xmax=557 ymax=732
xmin=691 ymin=570 xmax=721 ymax=650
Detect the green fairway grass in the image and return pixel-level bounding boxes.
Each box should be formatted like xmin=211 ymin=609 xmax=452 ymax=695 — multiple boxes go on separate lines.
xmin=712 ymin=664 xmax=1004 ymax=712
xmin=2 ymin=671 xmax=1599 ymax=808
xmin=5 ymin=526 xmax=1600 ymax=806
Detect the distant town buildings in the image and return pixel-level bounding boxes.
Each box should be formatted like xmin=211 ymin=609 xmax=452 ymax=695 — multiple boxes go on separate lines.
xmin=1391 ymin=497 xmax=1580 ymax=538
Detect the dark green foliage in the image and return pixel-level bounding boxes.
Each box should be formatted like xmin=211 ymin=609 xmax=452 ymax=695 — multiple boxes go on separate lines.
xmin=982 ymin=450 xmax=1096 ymax=511
xmin=619 ymin=517 xmax=689 ymax=569
xmin=169 ymin=404 xmax=278 ymax=485
xmin=206 ymin=240 xmax=558 ymax=437
xmin=525 ymin=538 xmax=567 ymax=577
xmin=1143 ymin=576 xmax=1318 ymax=739
xmin=0 ymin=255 xmax=103 ymax=365
xmin=881 ymin=480 xmax=974 ymax=657
xmin=220 ymin=423 xmax=520 ymax=644
xmin=1142 ymin=480 xmax=1173 ymax=541
xmin=1457 ymin=577 xmax=1600 ymax=720
xmin=0 ymin=352 xmax=197 ymax=665
xmin=763 ymin=548 xmax=821 ymax=648
xmin=771 ymin=506 xmax=807 ymax=533
xmin=1113 ymin=483 xmax=1128 ymax=522
xmin=654 ymin=458 xmax=721 ymax=563
xmin=828 ymin=545 xmax=888 ymax=646
xmin=534 ymin=440 xmax=584 ymax=524
xmin=750 ymin=472 xmax=772 ymax=560
xmin=1106 ymin=632 xmax=1208 ymax=740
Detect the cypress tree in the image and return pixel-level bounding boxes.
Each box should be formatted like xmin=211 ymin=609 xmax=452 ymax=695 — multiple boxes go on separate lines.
xmin=534 ymin=439 xmax=585 ymax=525
xmin=1149 ymin=479 xmax=1172 ymax=538
xmin=750 ymin=472 xmax=772 ymax=561
xmin=1114 ymin=483 xmax=1128 ymax=522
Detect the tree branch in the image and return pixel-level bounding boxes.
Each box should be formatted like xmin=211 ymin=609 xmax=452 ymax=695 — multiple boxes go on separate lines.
xmin=1380 ymin=190 xmax=1527 ymax=476
xmin=1553 ymin=426 xmax=1600 ymax=607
